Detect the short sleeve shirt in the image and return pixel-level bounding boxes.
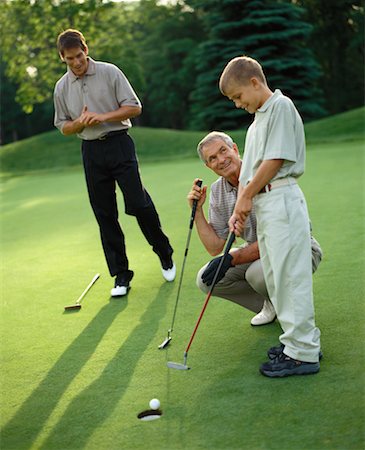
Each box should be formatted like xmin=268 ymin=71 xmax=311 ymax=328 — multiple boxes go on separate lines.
xmin=53 ymin=58 xmax=141 ymax=140
xmin=239 ymin=89 xmax=306 ymax=186
xmin=208 ymin=176 xmax=257 ymax=244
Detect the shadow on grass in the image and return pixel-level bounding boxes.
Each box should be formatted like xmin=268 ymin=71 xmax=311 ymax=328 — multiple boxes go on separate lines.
xmin=41 ymin=282 xmax=173 ymax=449
xmin=1 ymin=283 xmax=173 ymax=449
xmin=1 ymin=299 xmax=128 ymax=449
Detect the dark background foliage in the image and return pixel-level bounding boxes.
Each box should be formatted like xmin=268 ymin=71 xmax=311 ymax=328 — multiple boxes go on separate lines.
xmin=0 ymin=0 xmax=363 ymax=144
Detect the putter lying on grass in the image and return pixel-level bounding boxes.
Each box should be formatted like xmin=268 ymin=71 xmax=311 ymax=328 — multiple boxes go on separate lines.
xmin=167 ymin=232 xmax=236 ymax=370
xmin=64 ymin=273 xmax=100 ymax=311
xmin=159 ymin=179 xmax=203 ymax=349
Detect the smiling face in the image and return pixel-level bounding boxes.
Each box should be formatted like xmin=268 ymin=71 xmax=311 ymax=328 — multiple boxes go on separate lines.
xmin=61 ymin=46 xmax=89 ymax=77
xmin=202 ymin=139 xmax=241 ymax=185
xmin=225 ymin=78 xmax=265 ymax=114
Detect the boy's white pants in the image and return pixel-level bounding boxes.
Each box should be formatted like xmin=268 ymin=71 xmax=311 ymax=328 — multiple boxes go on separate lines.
xmin=254 ymin=183 xmax=321 ymax=362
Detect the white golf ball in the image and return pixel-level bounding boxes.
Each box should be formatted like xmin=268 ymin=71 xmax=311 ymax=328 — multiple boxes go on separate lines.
xmin=149 ymin=398 xmax=160 ymax=410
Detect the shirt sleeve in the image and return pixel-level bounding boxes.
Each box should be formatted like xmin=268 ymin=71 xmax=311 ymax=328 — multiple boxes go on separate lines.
xmin=53 ymin=87 xmax=71 ymax=133
xmin=263 ymin=98 xmax=297 ymax=163
xmin=111 ymin=65 xmax=142 ymax=108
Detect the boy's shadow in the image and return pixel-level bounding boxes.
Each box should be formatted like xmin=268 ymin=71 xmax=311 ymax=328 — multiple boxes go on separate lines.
xmin=1 ymin=283 xmax=173 ymax=449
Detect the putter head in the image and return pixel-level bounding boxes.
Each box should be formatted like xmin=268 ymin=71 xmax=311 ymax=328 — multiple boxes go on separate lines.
xmin=64 ymin=304 xmax=82 ymax=311
xmin=158 ymin=336 xmax=172 ymax=349
xmin=167 ymin=361 xmax=190 ymax=370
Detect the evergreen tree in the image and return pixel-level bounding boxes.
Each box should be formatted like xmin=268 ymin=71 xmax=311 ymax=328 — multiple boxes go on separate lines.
xmin=132 ymin=0 xmax=206 ymax=129
xmin=187 ymin=0 xmax=326 ymax=130
xmin=296 ymin=0 xmax=364 ymax=115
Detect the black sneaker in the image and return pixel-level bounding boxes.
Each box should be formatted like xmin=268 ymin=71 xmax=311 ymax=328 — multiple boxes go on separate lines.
xmin=111 ymin=270 xmax=134 ymax=297
xmin=260 ymin=351 xmax=320 ymax=378
xmin=267 ymin=343 xmax=323 ymax=361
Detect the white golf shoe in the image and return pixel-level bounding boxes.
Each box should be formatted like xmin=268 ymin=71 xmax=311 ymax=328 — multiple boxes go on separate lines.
xmin=111 ymin=285 xmax=130 ymax=297
xmin=251 ymin=299 xmax=276 ymax=326
xmin=111 ymin=270 xmax=133 ymax=297
xmin=161 ymin=262 xmax=176 ymax=282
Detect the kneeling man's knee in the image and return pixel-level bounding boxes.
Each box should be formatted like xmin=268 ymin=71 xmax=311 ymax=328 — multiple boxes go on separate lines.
xmin=196 ymin=265 xmax=209 ymax=294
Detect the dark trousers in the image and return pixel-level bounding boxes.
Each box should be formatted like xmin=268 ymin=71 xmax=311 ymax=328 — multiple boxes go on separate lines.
xmin=81 ymin=132 xmax=173 ymax=277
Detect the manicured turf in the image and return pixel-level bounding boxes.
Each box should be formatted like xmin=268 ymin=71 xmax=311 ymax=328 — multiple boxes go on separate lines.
xmin=1 ymin=131 xmax=364 ymax=449
xmin=1 ymin=106 xmax=363 ymax=177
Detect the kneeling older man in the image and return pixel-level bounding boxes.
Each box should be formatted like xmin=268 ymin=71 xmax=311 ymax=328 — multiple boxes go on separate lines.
xmin=188 ymin=131 xmax=322 ymax=325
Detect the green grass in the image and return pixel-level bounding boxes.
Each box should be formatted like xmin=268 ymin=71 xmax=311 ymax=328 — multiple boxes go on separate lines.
xmin=1 ymin=107 xmax=363 ymax=176
xmin=1 ymin=110 xmax=364 ymax=449
xmin=304 ymin=106 xmax=365 ymax=144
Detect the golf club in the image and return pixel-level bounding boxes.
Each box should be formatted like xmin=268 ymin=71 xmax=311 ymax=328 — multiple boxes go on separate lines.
xmin=158 ymin=179 xmax=203 ymax=349
xmin=64 ymin=273 xmax=100 ymax=311
xmin=167 ymin=231 xmax=236 ymax=370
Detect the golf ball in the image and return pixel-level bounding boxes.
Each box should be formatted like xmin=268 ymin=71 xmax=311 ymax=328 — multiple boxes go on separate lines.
xmin=149 ymin=398 xmax=160 ymax=410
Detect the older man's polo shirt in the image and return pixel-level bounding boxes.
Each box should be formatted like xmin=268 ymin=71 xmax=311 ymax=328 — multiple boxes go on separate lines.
xmin=209 ymin=176 xmax=257 ymax=244
xmin=54 ymin=58 xmax=141 ymax=140
xmin=239 ymin=89 xmax=306 ymax=186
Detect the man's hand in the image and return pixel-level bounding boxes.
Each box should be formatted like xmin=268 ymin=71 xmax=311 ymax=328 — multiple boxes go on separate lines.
xmin=187 ymin=178 xmax=207 ymax=210
xmin=79 ymin=106 xmax=104 ymax=127
xmin=202 ymin=253 xmax=234 ymax=286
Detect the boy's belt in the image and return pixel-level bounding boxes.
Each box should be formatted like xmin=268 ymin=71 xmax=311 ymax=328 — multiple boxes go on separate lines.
xmin=258 ymin=177 xmax=297 ymax=194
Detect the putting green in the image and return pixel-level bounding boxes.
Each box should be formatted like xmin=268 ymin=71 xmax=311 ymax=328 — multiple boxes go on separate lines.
xmin=1 ymin=141 xmax=364 ymax=449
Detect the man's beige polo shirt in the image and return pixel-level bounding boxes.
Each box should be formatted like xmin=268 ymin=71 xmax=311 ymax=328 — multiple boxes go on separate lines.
xmin=54 ymin=57 xmax=141 ymax=140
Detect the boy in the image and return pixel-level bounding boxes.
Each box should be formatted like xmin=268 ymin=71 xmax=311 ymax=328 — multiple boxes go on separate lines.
xmin=220 ymin=56 xmax=321 ymax=377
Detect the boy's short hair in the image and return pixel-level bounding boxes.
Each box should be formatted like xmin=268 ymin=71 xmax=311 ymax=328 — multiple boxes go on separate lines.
xmin=219 ymin=56 xmax=267 ymax=96
xmin=197 ymin=131 xmax=234 ymax=162
xmin=57 ymin=29 xmax=87 ymax=55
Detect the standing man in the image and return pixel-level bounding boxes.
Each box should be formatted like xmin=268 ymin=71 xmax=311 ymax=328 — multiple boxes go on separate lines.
xmin=188 ymin=131 xmax=322 ymax=326
xmin=54 ymin=29 xmax=175 ymax=296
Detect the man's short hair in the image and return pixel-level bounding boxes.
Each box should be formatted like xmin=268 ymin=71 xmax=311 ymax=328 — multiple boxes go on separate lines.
xmin=197 ymin=131 xmax=234 ymax=162
xmin=219 ymin=56 xmax=267 ymax=96
xmin=57 ymin=29 xmax=87 ymax=56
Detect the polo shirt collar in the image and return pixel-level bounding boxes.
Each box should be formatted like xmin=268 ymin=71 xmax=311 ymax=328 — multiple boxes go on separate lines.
xmin=222 ymin=176 xmax=238 ymax=192
xmin=257 ymin=89 xmax=282 ymax=113
xmin=67 ymin=57 xmax=96 ymax=82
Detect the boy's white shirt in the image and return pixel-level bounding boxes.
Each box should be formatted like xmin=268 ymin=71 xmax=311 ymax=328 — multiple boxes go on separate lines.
xmin=239 ymin=89 xmax=306 ymax=186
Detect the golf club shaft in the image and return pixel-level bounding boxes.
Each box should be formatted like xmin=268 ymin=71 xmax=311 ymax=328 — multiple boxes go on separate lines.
xmin=184 ymin=232 xmax=236 ymax=354
xmin=75 ymin=273 xmax=100 ymax=304
xmin=168 ymin=179 xmax=203 ymax=333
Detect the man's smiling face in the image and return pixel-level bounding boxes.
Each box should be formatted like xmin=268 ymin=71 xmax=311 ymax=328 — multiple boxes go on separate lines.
xmin=203 ymin=138 xmax=241 ymax=184
xmin=61 ymin=46 xmax=89 ymax=77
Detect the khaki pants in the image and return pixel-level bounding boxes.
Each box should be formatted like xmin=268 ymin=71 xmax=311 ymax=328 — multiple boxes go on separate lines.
xmin=254 ymin=184 xmax=321 ymax=362
xmin=196 ymin=259 xmax=268 ymax=314
xmin=196 ymin=237 xmax=322 ymax=315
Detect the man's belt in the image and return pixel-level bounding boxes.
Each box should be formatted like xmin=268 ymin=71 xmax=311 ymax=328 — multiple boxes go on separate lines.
xmin=97 ymin=129 xmax=127 ymax=140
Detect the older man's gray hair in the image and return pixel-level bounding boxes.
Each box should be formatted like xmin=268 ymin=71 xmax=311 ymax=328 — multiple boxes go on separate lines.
xmin=197 ymin=131 xmax=234 ymax=162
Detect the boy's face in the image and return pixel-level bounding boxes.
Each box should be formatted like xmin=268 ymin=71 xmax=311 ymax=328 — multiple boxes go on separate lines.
xmin=203 ymin=139 xmax=241 ymax=181
xmin=225 ymin=78 xmax=263 ymax=114
xmin=60 ymin=46 xmax=89 ymax=77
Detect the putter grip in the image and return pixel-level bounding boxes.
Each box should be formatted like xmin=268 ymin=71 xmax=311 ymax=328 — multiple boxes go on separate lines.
xmin=225 ymin=232 xmax=236 ymax=254
xmin=208 ymin=232 xmax=236 ymax=290
xmin=190 ymin=179 xmax=203 ymax=229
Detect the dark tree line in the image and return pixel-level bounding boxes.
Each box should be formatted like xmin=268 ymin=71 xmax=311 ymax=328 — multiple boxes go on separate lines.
xmin=0 ymin=0 xmax=363 ymax=144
